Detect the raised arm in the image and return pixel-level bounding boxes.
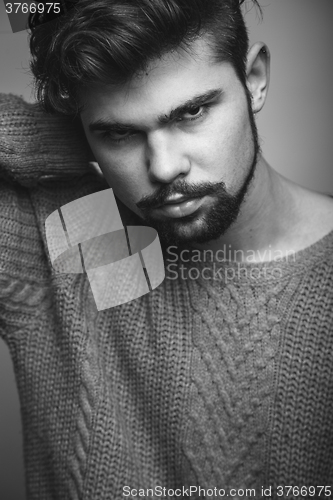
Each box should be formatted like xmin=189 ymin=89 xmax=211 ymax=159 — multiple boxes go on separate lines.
xmin=0 ymin=92 xmax=92 ymax=340
xmin=0 ymin=92 xmax=90 ymax=187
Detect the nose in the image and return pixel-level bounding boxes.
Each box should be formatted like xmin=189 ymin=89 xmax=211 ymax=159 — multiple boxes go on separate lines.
xmin=146 ymin=130 xmax=190 ymax=184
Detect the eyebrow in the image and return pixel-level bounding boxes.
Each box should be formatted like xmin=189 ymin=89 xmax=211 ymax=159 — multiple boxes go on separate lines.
xmin=88 ymin=88 xmax=223 ymax=133
xmin=159 ymin=88 xmax=223 ymax=124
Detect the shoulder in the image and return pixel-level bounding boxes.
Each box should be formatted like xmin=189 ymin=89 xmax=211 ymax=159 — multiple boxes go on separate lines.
xmin=297 ymin=186 xmax=333 ymax=237
xmin=282 ymin=180 xmax=333 ymax=252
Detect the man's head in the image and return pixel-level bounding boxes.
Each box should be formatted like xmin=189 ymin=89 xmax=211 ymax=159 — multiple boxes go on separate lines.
xmin=29 ymin=0 xmax=269 ymax=248
xmin=29 ymin=0 xmax=262 ymax=115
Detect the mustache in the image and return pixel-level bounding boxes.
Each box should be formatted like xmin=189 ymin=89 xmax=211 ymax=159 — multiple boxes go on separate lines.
xmin=136 ymin=180 xmax=228 ymax=211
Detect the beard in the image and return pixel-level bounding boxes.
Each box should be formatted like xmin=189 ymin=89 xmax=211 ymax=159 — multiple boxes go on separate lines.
xmin=136 ymin=91 xmax=260 ymax=249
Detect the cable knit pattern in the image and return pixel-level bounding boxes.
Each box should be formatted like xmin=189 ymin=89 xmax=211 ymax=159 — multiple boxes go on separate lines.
xmin=182 ymin=280 xmax=282 ymax=491
xmin=1 ymin=93 xmax=333 ymax=499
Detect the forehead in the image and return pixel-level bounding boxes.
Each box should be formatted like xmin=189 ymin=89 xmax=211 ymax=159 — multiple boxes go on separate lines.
xmin=80 ymin=37 xmax=241 ymax=125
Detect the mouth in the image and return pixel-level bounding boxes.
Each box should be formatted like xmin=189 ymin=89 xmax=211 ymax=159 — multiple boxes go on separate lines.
xmin=152 ymin=196 xmax=205 ymax=218
xmin=156 ymin=195 xmax=194 ymax=206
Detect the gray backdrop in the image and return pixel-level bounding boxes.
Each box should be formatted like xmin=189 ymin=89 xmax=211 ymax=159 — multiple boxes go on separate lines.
xmin=1 ymin=1 xmax=332 ymax=498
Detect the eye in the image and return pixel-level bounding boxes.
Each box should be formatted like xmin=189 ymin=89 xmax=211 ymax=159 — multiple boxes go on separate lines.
xmin=186 ymin=106 xmax=202 ymax=116
xmin=100 ymin=129 xmax=136 ymax=144
xmin=180 ymin=104 xmax=211 ymax=122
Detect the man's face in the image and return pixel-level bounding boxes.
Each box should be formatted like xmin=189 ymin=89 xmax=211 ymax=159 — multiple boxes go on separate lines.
xmin=80 ymin=37 xmax=260 ymax=247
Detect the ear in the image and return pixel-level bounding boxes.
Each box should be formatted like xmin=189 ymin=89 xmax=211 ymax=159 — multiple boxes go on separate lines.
xmin=246 ymin=42 xmax=270 ymax=114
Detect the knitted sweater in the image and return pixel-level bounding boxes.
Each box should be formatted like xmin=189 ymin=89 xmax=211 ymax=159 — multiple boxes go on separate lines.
xmin=1 ymin=93 xmax=333 ymax=500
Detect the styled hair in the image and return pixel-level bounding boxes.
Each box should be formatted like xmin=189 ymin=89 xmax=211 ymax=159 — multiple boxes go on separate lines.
xmin=28 ymin=0 xmax=262 ymax=116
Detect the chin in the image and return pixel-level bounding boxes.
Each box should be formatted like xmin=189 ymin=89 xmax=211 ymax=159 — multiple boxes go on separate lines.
xmin=145 ymin=211 xmax=231 ymax=248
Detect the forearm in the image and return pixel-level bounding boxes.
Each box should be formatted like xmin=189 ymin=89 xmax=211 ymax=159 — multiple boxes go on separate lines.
xmin=0 ymin=93 xmax=90 ymax=187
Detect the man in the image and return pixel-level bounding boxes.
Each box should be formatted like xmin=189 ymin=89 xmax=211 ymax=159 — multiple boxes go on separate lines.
xmin=1 ymin=0 xmax=333 ymax=498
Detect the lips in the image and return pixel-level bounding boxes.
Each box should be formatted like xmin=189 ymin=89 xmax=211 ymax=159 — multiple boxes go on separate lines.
xmin=153 ymin=196 xmax=205 ymax=218
xmin=158 ymin=195 xmax=195 ymax=207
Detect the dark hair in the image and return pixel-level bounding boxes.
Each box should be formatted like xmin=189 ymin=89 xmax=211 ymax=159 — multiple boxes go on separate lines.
xmin=28 ymin=0 xmax=262 ymax=116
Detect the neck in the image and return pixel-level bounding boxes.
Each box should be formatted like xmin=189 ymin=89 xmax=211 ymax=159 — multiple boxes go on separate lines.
xmin=193 ymin=157 xmax=299 ymax=263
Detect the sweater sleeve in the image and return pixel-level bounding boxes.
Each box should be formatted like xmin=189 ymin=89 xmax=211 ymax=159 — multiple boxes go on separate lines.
xmin=0 ymin=180 xmax=53 ymax=336
xmin=0 ymin=93 xmax=91 ymax=340
xmin=0 ymin=93 xmax=90 ymax=187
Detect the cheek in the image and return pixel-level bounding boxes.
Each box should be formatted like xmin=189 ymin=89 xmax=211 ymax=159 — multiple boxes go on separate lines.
xmin=194 ymin=111 xmax=251 ymax=168
xmin=196 ymin=108 xmax=254 ymax=188
xmin=216 ymin=106 xmax=251 ymax=154
xmin=97 ymin=150 xmax=147 ymax=208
